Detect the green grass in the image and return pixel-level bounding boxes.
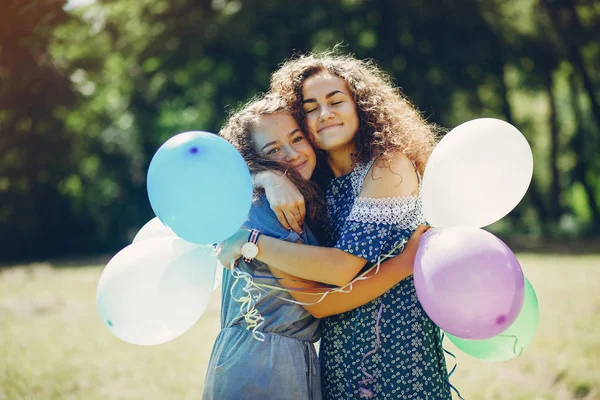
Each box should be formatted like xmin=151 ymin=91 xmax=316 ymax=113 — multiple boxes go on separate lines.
xmin=1 ymin=254 xmax=599 ymax=399
xmin=445 ymin=254 xmax=600 ymax=400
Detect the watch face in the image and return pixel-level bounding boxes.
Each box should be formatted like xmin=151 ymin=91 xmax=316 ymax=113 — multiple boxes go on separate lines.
xmin=241 ymin=242 xmax=259 ymax=259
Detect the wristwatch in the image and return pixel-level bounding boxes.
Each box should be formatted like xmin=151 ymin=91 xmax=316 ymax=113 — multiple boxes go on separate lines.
xmin=241 ymin=229 xmax=261 ymax=263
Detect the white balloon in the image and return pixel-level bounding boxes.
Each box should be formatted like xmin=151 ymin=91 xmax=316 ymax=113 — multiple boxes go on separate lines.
xmin=213 ymin=260 xmax=224 ymax=291
xmin=132 ymin=217 xmax=175 ymax=243
xmin=96 ymin=236 xmax=217 ymax=346
xmin=421 ymin=118 xmax=533 ymax=228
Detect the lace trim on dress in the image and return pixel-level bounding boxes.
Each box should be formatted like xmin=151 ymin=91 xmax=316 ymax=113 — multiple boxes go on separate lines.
xmin=347 ymin=195 xmax=426 ymax=228
xmin=350 ymin=159 xmax=376 ymax=197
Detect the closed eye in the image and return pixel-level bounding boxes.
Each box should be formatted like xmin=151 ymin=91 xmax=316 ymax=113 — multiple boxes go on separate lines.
xmin=305 ymin=108 xmax=317 ymax=114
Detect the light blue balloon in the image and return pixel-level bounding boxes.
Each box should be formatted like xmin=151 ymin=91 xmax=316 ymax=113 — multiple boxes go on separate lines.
xmin=147 ymin=131 xmax=252 ymax=244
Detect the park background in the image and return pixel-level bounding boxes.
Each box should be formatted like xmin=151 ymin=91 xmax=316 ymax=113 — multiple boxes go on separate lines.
xmin=1 ymin=0 xmax=599 ymax=399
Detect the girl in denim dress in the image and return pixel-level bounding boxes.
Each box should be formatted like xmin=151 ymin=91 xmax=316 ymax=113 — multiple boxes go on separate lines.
xmin=220 ymin=53 xmax=454 ymax=399
xmin=204 ymin=94 xmax=430 ymax=400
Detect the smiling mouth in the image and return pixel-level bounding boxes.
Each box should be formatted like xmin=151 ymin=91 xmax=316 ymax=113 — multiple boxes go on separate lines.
xmin=294 ymin=161 xmax=307 ymax=170
xmin=318 ymin=124 xmax=342 ymax=133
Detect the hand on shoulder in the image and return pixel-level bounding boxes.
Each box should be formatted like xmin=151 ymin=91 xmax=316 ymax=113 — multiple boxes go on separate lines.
xmin=254 ymin=170 xmax=306 ymax=234
xmin=360 ymin=152 xmax=419 ymax=198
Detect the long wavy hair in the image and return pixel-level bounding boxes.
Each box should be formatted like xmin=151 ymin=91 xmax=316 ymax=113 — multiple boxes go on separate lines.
xmin=219 ymin=93 xmax=329 ymax=235
xmin=269 ymin=50 xmax=444 ymax=175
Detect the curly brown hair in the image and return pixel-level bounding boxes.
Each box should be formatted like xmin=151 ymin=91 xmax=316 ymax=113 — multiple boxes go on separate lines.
xmin=269 ymin=50 xmax=444 ymax=175
xmin=219 ymin=93 xmax=329 ymax=233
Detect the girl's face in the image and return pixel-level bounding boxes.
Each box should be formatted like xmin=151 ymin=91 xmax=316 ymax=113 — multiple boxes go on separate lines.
xmin=301 ymin=73 xmax=360 ymax=153
xmin=251 ymin=112 xmax=317 ymax=180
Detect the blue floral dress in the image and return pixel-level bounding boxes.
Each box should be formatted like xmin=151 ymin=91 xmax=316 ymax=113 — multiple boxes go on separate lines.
xmin=319 ymin=159 xmax=451 ymax=399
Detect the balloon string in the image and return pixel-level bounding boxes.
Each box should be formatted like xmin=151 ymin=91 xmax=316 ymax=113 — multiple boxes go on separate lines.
xmin=357 ymin=301 xmax=384 ymax=398
xmin=250 ymin=273 xmax=337 ymax=291
xmin=346 ymin=307 xmax=362 ymax=400
xmin=230 ymin=265 xmax=265 ymax=342
xmin=238 ymin=239 xmax=407 ymax=307
xmin=440 ymin=332 xmax=465 ymax=400
xmin=499 ymin=333 xmax=524 ymax=357
xmin=225 ymin=239 xmax=406 ymax=344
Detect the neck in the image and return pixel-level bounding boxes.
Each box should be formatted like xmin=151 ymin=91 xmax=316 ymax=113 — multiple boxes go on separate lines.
xmin=327 ymin=143 xmax=357 ymax=177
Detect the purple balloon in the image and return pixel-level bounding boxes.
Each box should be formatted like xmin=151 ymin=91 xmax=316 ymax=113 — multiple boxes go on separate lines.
xmin=414 ymin=227 xmax=525 ymax=339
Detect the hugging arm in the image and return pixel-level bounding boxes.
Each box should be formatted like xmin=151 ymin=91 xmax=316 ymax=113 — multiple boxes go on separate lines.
xmin=253 ymin=170 xmax=306 ymax=235
xmin=224 ymin=153 xmax=422 ymax=288
xmin=218 ymin=229 xmax=367 ymax=287
xmin=266 ymin=225 xmax=428 ymax=318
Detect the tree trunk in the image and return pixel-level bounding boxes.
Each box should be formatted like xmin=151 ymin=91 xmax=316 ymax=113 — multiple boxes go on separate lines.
xmin=500 ymin=63 xmax=549 ymax=225
xmin=569 ymin=73 xmax=600 ymax=225
xmin=544 ymin=72 xmax=562 ymax=220
xmin=540 ymin=0 xmax=600 ymax=131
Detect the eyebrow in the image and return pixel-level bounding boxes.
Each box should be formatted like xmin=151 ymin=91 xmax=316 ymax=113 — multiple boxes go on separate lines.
xmin=261 ymin=128 xmax=302 ymax=151
xmin=302 ymin=90 xmax=345 ymax=104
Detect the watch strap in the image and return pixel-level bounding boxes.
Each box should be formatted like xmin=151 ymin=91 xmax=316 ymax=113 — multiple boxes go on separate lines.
xmin=242 ymin=229 xmax=261 ymax=263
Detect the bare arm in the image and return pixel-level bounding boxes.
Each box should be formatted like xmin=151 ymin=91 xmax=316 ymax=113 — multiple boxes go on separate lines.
xmin=216 ymin=153 xmax=422 ymax=287
xmin=217 ymin=228 xmax=367 ymax=287
xmin=256 ymin=235 xmax=367 ymax=286
xmin=253 ymin=170 xmax=306 ymax=234
xmin=267 ymin=225 xmax=428 ymax=318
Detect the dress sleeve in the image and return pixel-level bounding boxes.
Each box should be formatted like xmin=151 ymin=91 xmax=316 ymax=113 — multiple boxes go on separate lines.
xmin=333 ymin=195 xmax=423 ymax=264
xmin=243 ymin=194 xmax=302 ymax=243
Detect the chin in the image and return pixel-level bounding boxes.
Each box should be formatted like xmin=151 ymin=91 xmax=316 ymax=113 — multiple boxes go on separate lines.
xmin=320 ymin=141 xmax=346 ymax=151
xmin=301 ymin=171 xmax=313 ymax=180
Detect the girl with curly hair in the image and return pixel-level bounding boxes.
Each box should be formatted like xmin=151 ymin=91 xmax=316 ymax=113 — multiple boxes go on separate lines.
xmin=217 ymin=52 xmax=453 ymax=399
xmin=204 ymin=93 xmax=430 ymax=400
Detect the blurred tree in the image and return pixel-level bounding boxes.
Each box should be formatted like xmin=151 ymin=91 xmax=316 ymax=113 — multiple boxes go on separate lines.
xmin=0 ymin=0 xmax=87 ymax=259
xmin=1 ymin=0 xmax=598 ymax=261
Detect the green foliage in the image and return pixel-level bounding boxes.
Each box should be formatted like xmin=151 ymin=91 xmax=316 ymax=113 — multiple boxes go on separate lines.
xmin=1 ymin=0 xmax=599 ymax=260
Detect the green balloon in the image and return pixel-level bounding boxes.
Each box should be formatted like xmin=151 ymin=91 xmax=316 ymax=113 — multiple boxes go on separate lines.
xmin=446 ymin=276 xmax=539 ymax=362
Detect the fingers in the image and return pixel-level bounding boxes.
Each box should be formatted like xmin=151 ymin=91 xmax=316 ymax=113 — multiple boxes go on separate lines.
xmin=215 ymin=228 xmax=247 ymax=268
xmin=216 ymin=254 xmax=230 ymax=269
xmin=406 ymin=225 xmax=430 ymax=246
xmin=218 ymin=259 xmax=236 ymax=270
xmin=284 ymin=208 xmax=303 ymax=235
xmin=274 ymin=209 xmax=292 ymax=231
xmin=273 ymin=199 xmax=305 ymax=235
xmin=290 ymin=200 xmax=306 ymax=235
xmin=217 ymin=253 xmax=239 ymax=270
xmin=415 ymin=224 xmax=431 ymax=235
xmin=215 ymin=245 xmax=229 ymax=268
xmin=295 ymin=199 xmax=306 ymax=222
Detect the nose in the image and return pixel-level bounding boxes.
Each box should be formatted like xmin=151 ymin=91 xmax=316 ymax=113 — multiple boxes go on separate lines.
xmin=319 ymin=105 xmax=334 ymax=122
xmin=284 ymin=145 xmax=301 ymax=162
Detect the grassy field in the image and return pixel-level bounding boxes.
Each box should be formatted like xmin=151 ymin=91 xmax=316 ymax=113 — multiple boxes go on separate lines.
xmin=1 ymin=253 xmax=599 ymax=400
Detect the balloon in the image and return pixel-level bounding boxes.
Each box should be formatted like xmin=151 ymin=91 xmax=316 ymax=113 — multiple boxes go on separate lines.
xmin=133 ymin=217 xmax=223 ymax=290
xmin=414 ymin=227 xmax=525 ymax=339
xmin=96 ymin=236 xmax=217 ymax=346
xmin=446 ymin=276 xmax=539 ymax=362
xmin=421 ymin=118 xmax=533 ymax=228
xmin=132 ymin=217 xmax=176 ymax=243
xmin=214 ymin=260 xmax=224 ymax=291
xmin=147 ymin=131 xmax=253 ymax=244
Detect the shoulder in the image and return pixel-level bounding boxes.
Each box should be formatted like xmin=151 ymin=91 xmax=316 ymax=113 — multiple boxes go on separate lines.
xmin=246 ymin=193 xmax=303 ymax=242
xmin=248 ymin=193 xmax=275 ymax=218
xmin=246 ymin=194 xmax=282 ymax=230
xmin=360 ymin=153 xmax=419 ymax=198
